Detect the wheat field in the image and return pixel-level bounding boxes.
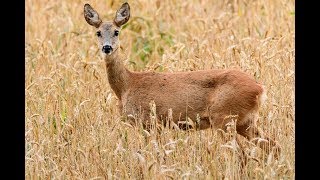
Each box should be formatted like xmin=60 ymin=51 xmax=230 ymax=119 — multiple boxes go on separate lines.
xmin=25 ymin=0 xmax=295 ymax=179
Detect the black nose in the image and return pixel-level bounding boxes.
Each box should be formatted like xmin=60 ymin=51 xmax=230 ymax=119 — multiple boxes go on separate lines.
xmin=102 ymin=45 xmax=113 ymax=54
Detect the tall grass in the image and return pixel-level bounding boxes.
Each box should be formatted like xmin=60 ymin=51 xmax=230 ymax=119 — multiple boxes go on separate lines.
xmin=26 ymin=0 xmax=294 ymax=179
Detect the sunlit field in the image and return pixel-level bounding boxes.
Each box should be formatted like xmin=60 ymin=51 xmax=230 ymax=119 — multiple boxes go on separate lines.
xmin=25 ymin=0 xmax=294 ymax=179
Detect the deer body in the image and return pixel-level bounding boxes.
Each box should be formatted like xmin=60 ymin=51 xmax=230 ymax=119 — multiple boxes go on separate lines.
xmin=105 ymin=51 xmax=263 ymax=131
xmin=127 ymin=69 xmax=262 ymax=129
xmin=84 ymin=2 xmax=279 ymax=156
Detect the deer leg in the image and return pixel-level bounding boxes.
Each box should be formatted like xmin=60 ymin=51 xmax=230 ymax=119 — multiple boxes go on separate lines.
xmin=237 ymin=123 xmax=281 ymax=158
xmin=235 ymin=134 xmax=250 ymax=173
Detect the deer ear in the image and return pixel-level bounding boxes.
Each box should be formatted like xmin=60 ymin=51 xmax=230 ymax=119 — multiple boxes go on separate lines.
xmin=84 ymin=4 xmax=102 ymax=28
xmin=114 ymin=2 xmax=130 ymax=27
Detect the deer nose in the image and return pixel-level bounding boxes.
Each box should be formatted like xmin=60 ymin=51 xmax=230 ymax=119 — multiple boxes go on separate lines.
xmin=102 ymin=45 xmax=113 ymax=54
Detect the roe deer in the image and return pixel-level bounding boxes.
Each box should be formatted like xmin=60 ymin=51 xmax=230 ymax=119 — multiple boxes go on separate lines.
xmin=84 ymin=2 xmax=280 ymax=157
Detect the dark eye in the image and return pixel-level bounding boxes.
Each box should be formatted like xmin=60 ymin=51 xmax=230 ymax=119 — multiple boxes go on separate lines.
xmin=96 ymin=31 xmax=101 ymax=37
xmin=114 ymin=30 xmax=119 ymax=36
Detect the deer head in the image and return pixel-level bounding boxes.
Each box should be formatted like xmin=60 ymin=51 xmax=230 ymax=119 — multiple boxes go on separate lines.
xmin=84 ymin=3 xmax=130 ymax=56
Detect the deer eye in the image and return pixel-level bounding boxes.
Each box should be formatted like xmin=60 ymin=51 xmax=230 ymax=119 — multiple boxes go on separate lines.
xmin=114 ymin=30 xmax=119 ymax=36
xmin=96 ymin=31 xmax=101 ymax=37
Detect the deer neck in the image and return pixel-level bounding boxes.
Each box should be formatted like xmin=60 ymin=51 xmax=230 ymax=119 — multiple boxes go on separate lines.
xmin=104 ymin=50 xmax=131 ymax=100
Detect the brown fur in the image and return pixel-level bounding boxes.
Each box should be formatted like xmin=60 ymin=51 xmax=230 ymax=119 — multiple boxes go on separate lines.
xmin=106 ymin=50 xmax=262 ymax=131
xmin=84 ymin=2 xmax=280 ymax=157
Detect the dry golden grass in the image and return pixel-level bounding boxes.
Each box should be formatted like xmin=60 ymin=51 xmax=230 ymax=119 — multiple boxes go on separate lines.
xmin=25 ymin=0 xmax=294 ymax=179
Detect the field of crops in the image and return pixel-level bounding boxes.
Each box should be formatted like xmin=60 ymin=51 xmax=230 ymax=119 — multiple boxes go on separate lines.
xmin=26 ymin=0 xmax=295 ymax=179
